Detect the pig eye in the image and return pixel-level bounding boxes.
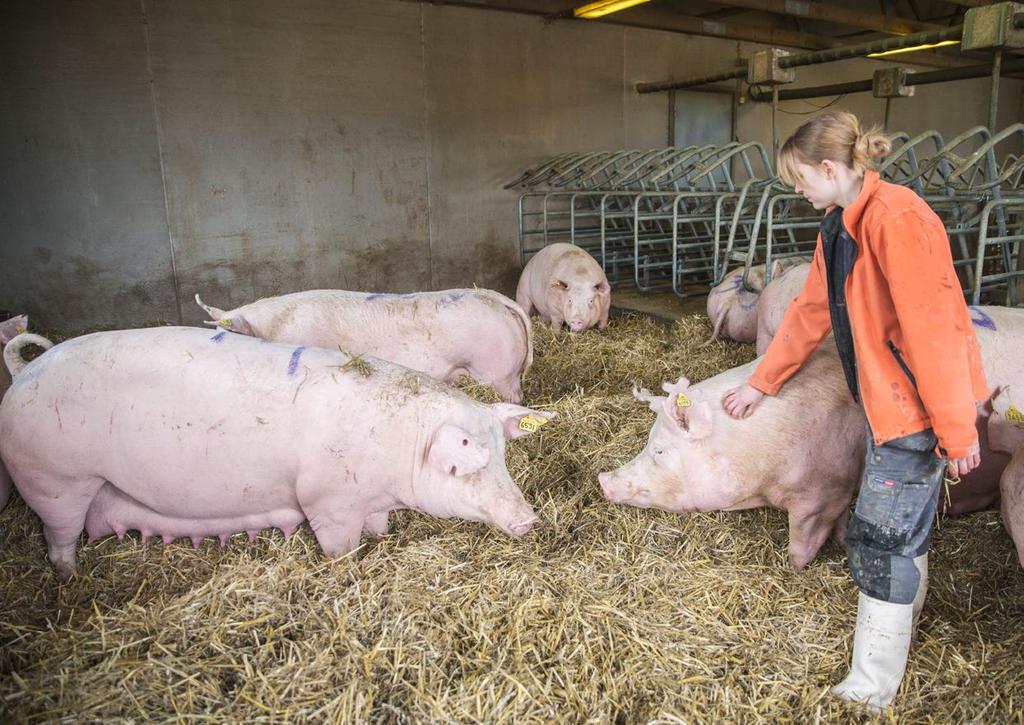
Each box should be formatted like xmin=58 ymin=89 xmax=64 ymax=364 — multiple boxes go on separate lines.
xmin=653 ymin=448 xmax=665 ymax=456
xmin=462 ymin=439 xmax=469 ymax=446
xmin=449 ymin=465 xmax=458 ymax=475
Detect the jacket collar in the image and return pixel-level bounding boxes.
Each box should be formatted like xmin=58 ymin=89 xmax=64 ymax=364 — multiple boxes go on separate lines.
xmin=841 ymin=169 xmax=881 ymax=232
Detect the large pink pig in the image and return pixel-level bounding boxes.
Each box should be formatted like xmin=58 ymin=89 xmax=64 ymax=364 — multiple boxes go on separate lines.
xmin=599 ymin=305 xmax=1024 ymax=569
xmin=755 ymin=260 xmax=812 ymax=355
xmin=599 ymin=347 xmax=866 ymax=569
xmin=195 ymin=288 xmax=532 ymax=404
xmin=516 ymin=243 xmax=610 ymax=332
xmin=987 ymin=386 xmax=1024 ymax=567
xmin=0 ymin=327 xmax=552 ymax=578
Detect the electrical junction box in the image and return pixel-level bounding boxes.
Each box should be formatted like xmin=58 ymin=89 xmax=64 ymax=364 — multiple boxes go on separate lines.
xmin=962 ymin=2 xmax=1024 ymax=50
xmin=747 ymin=48 xmax=795 ymax=85
xmin=873 ymin=67 xmax=915 ymax=98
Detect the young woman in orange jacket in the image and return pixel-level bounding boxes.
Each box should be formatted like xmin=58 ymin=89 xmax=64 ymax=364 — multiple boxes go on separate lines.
xmin=722 ymin=111 xmax=989 ymax=711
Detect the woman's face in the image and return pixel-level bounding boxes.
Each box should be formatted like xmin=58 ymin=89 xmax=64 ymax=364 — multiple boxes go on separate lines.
xmin=791 ymin=160 xmax=839 ymax=210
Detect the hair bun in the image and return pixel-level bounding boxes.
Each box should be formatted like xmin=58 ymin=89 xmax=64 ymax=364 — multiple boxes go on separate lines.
xmin=853 ymin=128 xmax=892 ymax=166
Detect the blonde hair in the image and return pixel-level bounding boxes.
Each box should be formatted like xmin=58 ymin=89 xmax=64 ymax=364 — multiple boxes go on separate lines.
xmin=777 ymin=110 xmax=892 ymax=186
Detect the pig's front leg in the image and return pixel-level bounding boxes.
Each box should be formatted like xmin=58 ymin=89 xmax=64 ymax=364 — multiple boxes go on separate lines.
xmin=362 ymin=510 xmax=390 ymax=538
xmin=548 ymin=313 xmax=564 ymax=332
xmin=786 ymin=506 xmax=837 ymax=570
xmin=305 ymin=507 xmax=364 ymax=556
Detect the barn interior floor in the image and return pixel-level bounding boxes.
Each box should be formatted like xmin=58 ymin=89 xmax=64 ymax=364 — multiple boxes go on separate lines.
xmin=609 ymin=286 xmax=707 ymax=323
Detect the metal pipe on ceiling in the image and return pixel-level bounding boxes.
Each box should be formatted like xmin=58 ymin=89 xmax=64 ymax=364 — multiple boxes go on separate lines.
xmin=745 ymin=57 xmax=1024 ymax=101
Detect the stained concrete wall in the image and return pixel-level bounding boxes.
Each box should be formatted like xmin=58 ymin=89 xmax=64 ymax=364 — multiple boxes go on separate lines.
xmin=0 ymin=1 xmax=174 ymax=326
xmin=1 ymin=1 xmax=1022 ymax=329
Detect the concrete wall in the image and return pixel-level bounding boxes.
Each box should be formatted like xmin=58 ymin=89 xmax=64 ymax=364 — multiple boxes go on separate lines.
xmin=0 ymin=1 xmax=174 ymax=326
xmin=1 ymin=1 xmax=1022 ymax=328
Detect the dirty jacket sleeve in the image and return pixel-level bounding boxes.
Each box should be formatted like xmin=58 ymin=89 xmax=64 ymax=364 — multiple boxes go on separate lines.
xmin=874 ymin=210 xmax=979 ymax=459
xmin=748 ymin=243 xmax=832 ymax=395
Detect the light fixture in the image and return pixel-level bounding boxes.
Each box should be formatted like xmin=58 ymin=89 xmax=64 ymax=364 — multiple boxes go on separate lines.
xmin=866 ymin=40 xmax=960 ymax=58
xmin=573 ymin=0 xmax=652 ymax=20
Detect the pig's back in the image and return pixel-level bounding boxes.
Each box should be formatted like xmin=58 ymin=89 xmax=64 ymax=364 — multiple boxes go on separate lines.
xmin=237 ymin=289 xmax=523 ymax=380
xmin=0 ymin=328 xmax=366 ymax=515
xmin=972 ymin=306 xmax=1024 ymax=384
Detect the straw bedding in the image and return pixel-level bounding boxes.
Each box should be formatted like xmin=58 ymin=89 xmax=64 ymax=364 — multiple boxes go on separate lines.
xmin=1 ymin=314 xmax=1021 ymax=723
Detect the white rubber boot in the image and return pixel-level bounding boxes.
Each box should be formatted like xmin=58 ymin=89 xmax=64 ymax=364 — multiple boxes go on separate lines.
xmin=831 ymin=592 xmax=914 ymax=711
xmin=911 ymin=554 xmax=928 ymax=634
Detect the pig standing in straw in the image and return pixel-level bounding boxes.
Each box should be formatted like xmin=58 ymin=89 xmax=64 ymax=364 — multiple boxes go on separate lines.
xmin=0 ymin=327 xmax=553 ymax=579
xmin=516 ymin=243 xmax=611 ymax=332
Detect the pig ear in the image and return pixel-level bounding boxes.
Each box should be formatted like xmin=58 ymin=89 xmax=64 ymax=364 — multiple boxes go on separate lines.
xmin=660 ymin=376 xmax=691 ymax=396
xmin=0 ymin=315 xmax=27 ymax=344
xmin=991 ymin=385 xmax=1012 ymax=416
xmin=427 ymin=424 xmax=491 ymax=477
xmin=221 ymin=313 xmax=257 ymax=337
xmin=659 ymin=379 xmax=713 ymax=439
xmin=632 ymin=386 xmax=666 ymax=414
xmin=492 ymin=403 xmax=557 ymax=440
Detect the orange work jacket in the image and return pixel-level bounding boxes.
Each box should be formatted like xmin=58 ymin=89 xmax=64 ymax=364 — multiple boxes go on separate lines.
xmin=748 ymin=170 xmax=989 ymax=459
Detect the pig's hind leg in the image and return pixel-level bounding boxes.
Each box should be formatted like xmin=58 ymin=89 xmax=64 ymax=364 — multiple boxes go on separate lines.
xmin=17 ymin=474 xmax=105 ymax=579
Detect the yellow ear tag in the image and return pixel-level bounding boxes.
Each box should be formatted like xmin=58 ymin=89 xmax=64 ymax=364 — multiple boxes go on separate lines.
xmin=518 ymin=414 xmax=550 ymax=433
xmin=1007 ymin=405 xmax=1024 ymax=425
xmin=676 ymin=392 xmax=692 ymax=408
xmin=219 ymin=318 xmax=233 ymax=328
xmin=15 ymin=326 xmax=26 ymax=334
xmin=549 ymin=280 xmax=561 ymax=288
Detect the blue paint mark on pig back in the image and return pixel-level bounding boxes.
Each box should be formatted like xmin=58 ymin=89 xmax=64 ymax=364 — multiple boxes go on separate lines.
xmin=287 ymin=346 xmax=306 ymax=376
xmin=439 ymin=291 xmax=466 ymax=306
xmin=365 ymin=292 xmax=418 ymax=302
xmin=210 ymin=331 xmax=227 ymax=343
xmin=968 ymin=306 xmax=996 ymax=331
xmin=710 ymin=275 xmax=743 ymax=295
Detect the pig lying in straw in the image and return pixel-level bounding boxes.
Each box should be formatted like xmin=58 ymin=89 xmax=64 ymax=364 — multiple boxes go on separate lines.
xmin=755 ymin=260 xmax=812 ymax=355
xmin=706 ymin=258 xmax=810 ymax=346
xmin=196 ymin=288 xmax=533 ymax=403
xmin=0 ymin=327 xmax=553 ymax=578
xmin=516 ymin=243 xmax=611 ymax=332
xmin=705 ymin=266 xmax=765 ymax=344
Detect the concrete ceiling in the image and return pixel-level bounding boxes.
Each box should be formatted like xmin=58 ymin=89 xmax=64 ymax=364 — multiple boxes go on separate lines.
xmin=409 ymin=0 xmax=1016 ymax=71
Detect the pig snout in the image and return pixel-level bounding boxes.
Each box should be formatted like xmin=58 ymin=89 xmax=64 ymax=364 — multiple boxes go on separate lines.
xmin=504 ymin=512 xmax=539 ymax=537
xmin=565 ymin=291 xmax=597 ymax=332
xmin=598 ymin=470 xmax=644 ymax=504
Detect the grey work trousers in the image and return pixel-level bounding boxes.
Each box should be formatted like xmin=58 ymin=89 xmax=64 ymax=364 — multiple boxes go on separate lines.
xmin=845 ymin=427 xmax=947 ymax=604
